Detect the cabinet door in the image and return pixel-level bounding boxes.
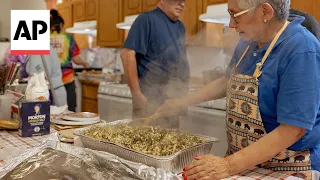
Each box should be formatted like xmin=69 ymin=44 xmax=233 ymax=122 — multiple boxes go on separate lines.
xmin=205 ymin=23 xmax=224 ymax=48
xmin=179 ymin=0 xmax=203 ymax=45
xmin=82 ymin=83 xmax=98 ymax=99
xmin=82 ymin=98 xmax=98 ymax=113
xmin=291 ymin=0 xmax=313 ymax=14
xmin=73 ymin=34 xmax=89 ymax=48
xmin=142 ymin=0 xmax=157 ymax=12
xmin=180 ymin=0 xmax=198 ymax=36
xmin=124 ymin=0 xmax=142 ymax=16
xmin=73 ymin=0 xmax=86 ymax=22
xmin=180 ymin=0 xmax=206 ymax=45
xmin=314 ymin=0 xmax=320 ymax=22
xmin=291 ymin=0 xmax=320 ymax=22
xmin=86 ymin=0 xmax=98 ymax=20
xmin=57 ymin=2 xmax=73 ymax=29
xmin=97 ymin=0 xmax=124 ymax=47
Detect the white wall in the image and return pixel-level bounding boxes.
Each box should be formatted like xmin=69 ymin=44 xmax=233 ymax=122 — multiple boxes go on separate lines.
xmin=187 ymin=46 xmax=230 ymax=77
xmin=12 ymin=0 xmax=46 ymax=10
xmin=0 ymin=0 xmax=46 ymax=38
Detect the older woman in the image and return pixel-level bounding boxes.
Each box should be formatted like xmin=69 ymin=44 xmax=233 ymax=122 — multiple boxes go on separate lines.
xmin=157 ymin=0 xmax=320 ymax=179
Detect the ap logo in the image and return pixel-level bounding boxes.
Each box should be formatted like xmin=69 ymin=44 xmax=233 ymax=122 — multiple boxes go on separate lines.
xmin=11 ymin=10 xmax=50 ymax=55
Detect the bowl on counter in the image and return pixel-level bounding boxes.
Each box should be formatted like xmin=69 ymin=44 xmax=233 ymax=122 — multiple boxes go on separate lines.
xmin=202 ymin=67 xmax=225 ymax=85
xmin=77 ymin=69 xmax=121 ymax=84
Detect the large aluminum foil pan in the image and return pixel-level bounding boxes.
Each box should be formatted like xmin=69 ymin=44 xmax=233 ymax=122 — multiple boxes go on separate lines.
xmin=73 ymin=119 xmax=220 ymax=174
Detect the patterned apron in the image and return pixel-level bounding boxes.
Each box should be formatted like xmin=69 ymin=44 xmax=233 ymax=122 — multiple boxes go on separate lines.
xmin=226 ymin=21 xmax=313 ymax=180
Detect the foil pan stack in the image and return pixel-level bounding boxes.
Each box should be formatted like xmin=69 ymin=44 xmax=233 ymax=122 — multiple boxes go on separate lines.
xmin=74 ymin=119 xmax=220 ymax=174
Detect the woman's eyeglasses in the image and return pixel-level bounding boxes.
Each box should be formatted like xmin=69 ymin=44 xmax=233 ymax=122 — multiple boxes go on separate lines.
xmin=228 ymin=7 xmax=255 ymax=24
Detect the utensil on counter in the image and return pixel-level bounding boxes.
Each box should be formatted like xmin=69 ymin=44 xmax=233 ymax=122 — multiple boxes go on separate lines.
xmin=0 ymin=63 xmax=21 ymax=95
xmin=202 ymin=67 xmax=225 ymax=85
xmin=6 ymin=63 xmax=16 ymax=82
xmin=8 ymin=63 xmax=21 ymax=86
xmin=0 ymin=64 xmax=9 ymax=95
xmin=61 ymin=112 xmax=100 ymax=122
xmin=0 ymin=119 xmax=19 ymax=130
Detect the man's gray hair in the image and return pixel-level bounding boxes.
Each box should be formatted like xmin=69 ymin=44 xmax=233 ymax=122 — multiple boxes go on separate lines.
xmin=237 ymin=0 xmax=290 ymax=21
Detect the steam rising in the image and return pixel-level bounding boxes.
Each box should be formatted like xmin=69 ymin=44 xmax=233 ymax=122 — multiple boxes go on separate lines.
xmin=132 ymin=22 xmax=239 ymax=123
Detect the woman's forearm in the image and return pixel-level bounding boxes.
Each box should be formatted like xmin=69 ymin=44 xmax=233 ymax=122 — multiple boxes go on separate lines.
xmin=227 ymin=124 xmax=306 ymax=174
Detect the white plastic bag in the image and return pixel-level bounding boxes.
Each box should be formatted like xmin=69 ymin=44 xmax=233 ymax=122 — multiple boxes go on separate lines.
xmin=25 ymin=72 xmax=49 ymax=101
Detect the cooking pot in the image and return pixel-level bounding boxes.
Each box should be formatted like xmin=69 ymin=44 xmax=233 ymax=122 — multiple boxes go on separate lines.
xmin=202 ymin=67 xmax=225 ymax=85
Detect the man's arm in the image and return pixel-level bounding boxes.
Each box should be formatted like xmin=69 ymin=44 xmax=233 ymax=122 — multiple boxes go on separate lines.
xmin=120 ymin=48 xmax=142 ymax=96
xmin=120 ymin=13 xmax=150 ymax=113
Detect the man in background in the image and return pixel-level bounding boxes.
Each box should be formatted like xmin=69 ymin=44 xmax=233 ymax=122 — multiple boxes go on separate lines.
xmin=120 ymin=0 xmax=189 ymax=128
xmin=289 ymin=8 xmax=320 ymax=41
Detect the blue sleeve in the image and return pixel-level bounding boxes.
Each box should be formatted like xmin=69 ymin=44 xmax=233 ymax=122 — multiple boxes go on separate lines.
xmin=277 ymin=51 xmax=320 ymax=130
xmin=225 ymin=39 xmax=250 ymax=77
xmin=123 ymin=13 xmax=150 ymax=56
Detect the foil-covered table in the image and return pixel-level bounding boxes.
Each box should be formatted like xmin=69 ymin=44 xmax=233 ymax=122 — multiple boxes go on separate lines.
xmin=0 ymin=127 xmax=57 ymax=166
xmin=0 ymin=134 xmax=180 ymax=180
xmin=0 ymin=129 xmax=302 ymax=179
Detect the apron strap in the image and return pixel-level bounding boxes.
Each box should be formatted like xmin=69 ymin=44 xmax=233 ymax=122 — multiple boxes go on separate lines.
xmin=253 ymin=21 xmax=290 ymax=78
xmin=233 ymin=21 xmax=290 ymax=78
xmin=234 ymin=45 xmax=251 ymax=70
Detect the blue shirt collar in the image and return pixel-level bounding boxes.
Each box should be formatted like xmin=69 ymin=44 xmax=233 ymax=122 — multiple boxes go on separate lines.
xmin=251 ymin=15 xmax=305 ymax=53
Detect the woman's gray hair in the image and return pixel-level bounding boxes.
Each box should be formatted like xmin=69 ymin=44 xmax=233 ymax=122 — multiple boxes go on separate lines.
xmin=237 ymin=0 xmax=290 ymax=21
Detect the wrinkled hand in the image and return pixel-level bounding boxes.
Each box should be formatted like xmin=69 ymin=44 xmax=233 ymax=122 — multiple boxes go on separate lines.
xmin=155 ymin=98 xmax=187 ymax=117
xmin=183 ymin=155 xmax=232 ymax=180
xmin=132 ymin=92 xmax=148 ymax=118
xmin=132 ymin=92 xmax=147 ymax=109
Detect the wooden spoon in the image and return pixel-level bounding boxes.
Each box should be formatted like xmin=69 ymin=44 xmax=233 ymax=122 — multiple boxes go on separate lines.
xmin=128 ymin=113 xmax=163 ymax=126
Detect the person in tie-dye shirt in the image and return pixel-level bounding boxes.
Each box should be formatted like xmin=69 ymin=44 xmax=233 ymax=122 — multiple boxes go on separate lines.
xmin=50 ymin=9 xmax=89 ymax=112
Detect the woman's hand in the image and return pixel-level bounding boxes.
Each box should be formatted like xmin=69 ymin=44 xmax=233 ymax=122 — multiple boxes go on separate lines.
xmin=155 ymin=98 xmax=188 ymax=117
xmin=183 ymin=155 xmax=233 ymax=180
